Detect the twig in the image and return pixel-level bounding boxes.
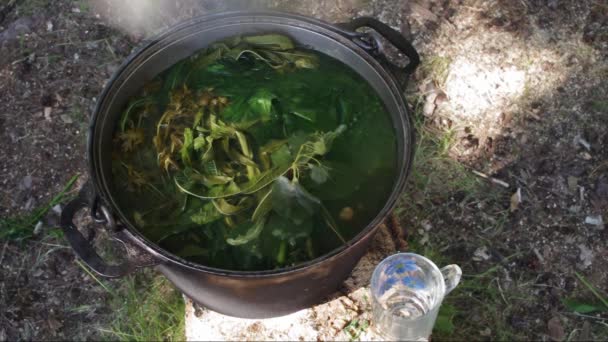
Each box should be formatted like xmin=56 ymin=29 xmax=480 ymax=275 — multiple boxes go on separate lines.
xmin=590 ymin=160 xmax=608 ymax=178
xmin=495 ymin=277 xmax=509 ymax=305
xmin=562 ymin=311 xmax=608 ymax=322
xmin=472 ymin=170 xmax=510 ymax=188
xmin=386 ymin=213 xmax=408 ymax=251
xmin=576 ymin=272 xmax=608 ymax=308
xmin=533 ymin=248 xmax=544 ymax=264
xmin=0 ymin=242 xmax=8 ymax=265
xmin=104 ymin=38 xmax=117 ymax=59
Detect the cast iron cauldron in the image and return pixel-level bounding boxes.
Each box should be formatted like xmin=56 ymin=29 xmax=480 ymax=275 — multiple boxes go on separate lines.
xmin=61 ymin=11 xmax=419 ymax=318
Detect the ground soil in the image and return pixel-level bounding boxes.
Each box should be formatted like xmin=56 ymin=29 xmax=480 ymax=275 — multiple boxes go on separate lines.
xmin=0 ymin=0 xmax=606 ymax=340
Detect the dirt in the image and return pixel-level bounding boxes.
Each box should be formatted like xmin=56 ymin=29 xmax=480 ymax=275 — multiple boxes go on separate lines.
xmin=0 ymin=0 xmax=606 ymax=340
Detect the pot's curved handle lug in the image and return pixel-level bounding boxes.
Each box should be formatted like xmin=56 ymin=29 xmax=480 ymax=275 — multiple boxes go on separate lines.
xmin=338 ymin=17 xmax=420 ymax=86
xmin=61 ymin=183 xmax=156 ymax=278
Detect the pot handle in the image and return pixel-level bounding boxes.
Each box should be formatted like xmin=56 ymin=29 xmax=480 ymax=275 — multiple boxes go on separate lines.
xmin=339 ymin=17 xmax=420 ymax=83
xmin=61 ymin=183 xmax=155 ymax=278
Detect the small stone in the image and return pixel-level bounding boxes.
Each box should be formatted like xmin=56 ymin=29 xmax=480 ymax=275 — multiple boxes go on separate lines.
xmin=577 ymin=244 xmax=593 ymax=268
xmin=435 ymin=92 xmax=448 ymax=106
xmin=420 ymin=220 xmax=432 ymax=231
xmin=47 ymin=318 xmax=63 ymax=334
xmin=473 ymin=246 xmax=491 ymax=261
xmin=60 ymin=114 xmax=73 ymax=124
xmin=423 ymin=92 xmax=438 ymax=117
xmin=46 ymin=21 xmax=53 ymax=32
xmin=584 ymin=215 xmax=604 ymax=230
xmin=85 ymin=41 xmax=99 ymax=49
xmin=547 ymin=316 xmax=564 ymax=342
xmin=22 ymin=175 xmax=33 ymax=189
xmin=567 ymin=176 xmax=578 ymax=194
xmin=44 ymin=106 xmax=52 ymax=120
xmin=33 ymin=221 xmax=43 ymax=235
xmin=510 ymin=188 xmax=522 ymax=212
xmin=574 ymin=135 xmax=591 ymax=151
xmin=24 ymin=197 xmax=35 ymax=211
xmin=52 ymin=204 xmax=62 ymax=215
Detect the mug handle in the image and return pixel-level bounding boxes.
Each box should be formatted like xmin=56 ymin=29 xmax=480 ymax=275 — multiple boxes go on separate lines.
xmin=440 ymin=265 xmax=462 ymax=294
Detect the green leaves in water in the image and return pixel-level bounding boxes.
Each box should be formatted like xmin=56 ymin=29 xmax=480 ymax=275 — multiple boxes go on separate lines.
xmin=226 ymin=217 xmax=267 ymax=246
xmin=190 ymin=34 xmax=319 ymax=73
xmin=242 ymin=34 xmax=295 ymax=50
xmin=180 ymin=128 xmax=194 ymax=167
xmin=110 ymin=32 xmax=395 ymax=270
xmin=247 ymin=89 xmax=276 ymax=122
xmin=191 ymin=202 xmax=222 ymax=225
xmin=172 ymin=118 xmax=347 ymax=250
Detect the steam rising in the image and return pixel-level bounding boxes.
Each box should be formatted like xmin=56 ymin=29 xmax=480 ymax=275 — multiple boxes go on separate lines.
xmin=90 ymin=0 xmax=272 ymax=38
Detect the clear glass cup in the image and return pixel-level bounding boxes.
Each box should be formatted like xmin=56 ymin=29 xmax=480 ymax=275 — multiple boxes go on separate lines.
xmin=370 ymin=253 xmax=462 ymax=341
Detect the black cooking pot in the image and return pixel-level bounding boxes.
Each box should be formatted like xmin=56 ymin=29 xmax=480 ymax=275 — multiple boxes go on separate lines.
xmin=61 ymin=11 xmax=418 ymax=318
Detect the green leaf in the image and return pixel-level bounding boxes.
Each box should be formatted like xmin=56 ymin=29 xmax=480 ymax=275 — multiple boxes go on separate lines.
xmin=212 ymin=198 xmax=252 ymax=216
xmin=180 ymin=128 xmax=194 ymax=166
xmin=314 ymin=124 xmax=346 ymax=155
xmin=190 ymin=202 xmax=222 ymax=225
xmin=209 ymin=118 xmax=236 ymax=139
xmin=226 ymin=147 xmax=258 ymax=168
xmin=182 ymin=168 xmax=232 ymax=187
xmin=252 ymin=188 xmax=273 ymax=222
xmin=242 ymin=165 xmax=291 ymax=195
xmin=226 ymin=218 xmax=267 ymax=246
xmin=119 ymin=97 xmax=155 ymax=132
xmin=434 ymin=302 xmax=456 ymax=334
xmin=193 ymin=135 xmax=206 ymax=151
xmin=273 ymin=50 xmax=320 ymax=69
xmin=174 ymin=163 xmax=289 ymax=200
xmin=202 ymin=161 xmax=219 ymax=176
xmin=434 ymin=314 xmax=455 ymax=334
xmin=242 ymin=34 xmax=295 ymax=50
xmin=270 ymin=144 xmax=292 ymax=167
xmin=563 ymin=298 xmax=606 ymax=313
xmin=260 ymin=139 xmax=288 ymax=154
xmin=191 ymin=44 xmax=230 ymax=70
xmin=247 ymin=89 xmax=276 ymax=122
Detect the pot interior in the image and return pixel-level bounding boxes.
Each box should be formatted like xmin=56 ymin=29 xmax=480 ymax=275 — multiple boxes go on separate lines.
xmin=91 ymin=12 xmax=412 ymax=274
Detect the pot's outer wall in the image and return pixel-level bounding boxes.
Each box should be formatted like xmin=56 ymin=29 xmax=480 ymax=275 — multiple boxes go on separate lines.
xmin=157 ymin=228 xmax=376 ymax=318
xmin=88 ymin=12 xmax=414 ymax=318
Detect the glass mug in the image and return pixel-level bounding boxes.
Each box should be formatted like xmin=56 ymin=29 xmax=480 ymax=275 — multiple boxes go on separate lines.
xmin=370 ymin=253 xmax=462 ymax=341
